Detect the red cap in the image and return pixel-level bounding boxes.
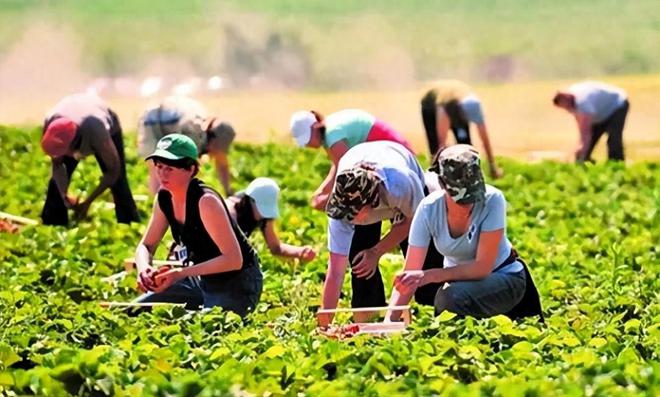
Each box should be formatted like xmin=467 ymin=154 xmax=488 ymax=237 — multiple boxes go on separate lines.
xmin=41 ymin=118 xmax=77 ymax=157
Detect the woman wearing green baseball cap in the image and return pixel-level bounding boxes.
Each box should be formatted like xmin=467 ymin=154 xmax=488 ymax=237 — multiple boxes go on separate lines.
xmin=387 ymin=145 xmax=543 ymax=322
xmin=134 ymin=134 xmax=262 ymax=316
xmin=225 ymin=177 xmax=316 ymax=262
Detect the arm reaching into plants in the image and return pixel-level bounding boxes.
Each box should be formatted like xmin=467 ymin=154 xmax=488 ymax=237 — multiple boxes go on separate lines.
xmin=311 ymin=141 xmax=349 ymax=210
xmin=262 ymin=220 xmax=316 ymax=261
xmin=135 ymin=198 xmax=169 ymax=292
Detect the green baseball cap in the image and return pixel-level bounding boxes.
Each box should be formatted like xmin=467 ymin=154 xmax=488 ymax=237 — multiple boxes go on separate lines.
xmin=146 ymin=134 xmax=199 ymax=162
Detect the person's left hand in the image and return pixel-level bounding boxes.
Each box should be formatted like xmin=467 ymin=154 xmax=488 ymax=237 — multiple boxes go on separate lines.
xmin=489 ymin=164 xmax=503 ymax=179
xmin=393 ymin=270 xmax=426 ymax=294
xmin=352 ymin=248 xmax=381 ymax=279
xmin=72 ymin=200 xmax=91 ymax=220
xmin=153 ymin=268 xmax=184 ymax=293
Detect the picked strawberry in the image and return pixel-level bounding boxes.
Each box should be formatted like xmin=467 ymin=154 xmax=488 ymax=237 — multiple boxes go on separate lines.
xmin=151 ymin=265 xmax=171 ymax=288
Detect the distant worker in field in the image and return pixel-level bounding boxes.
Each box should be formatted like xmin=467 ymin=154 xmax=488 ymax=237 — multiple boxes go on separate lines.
xmin=138 ymin=96 xmax=236 ymax=195
xmin=135 ymin=134 xmax=262 ymax=316
xmin=552 ymin=81 xmax=629 ymax=162
xmin=386 ymin=145 xmax=543 ymax=322
xmin=421 ymin=80 xmax=502 ymax=178
xmin=40 ymin=93 xmax=140 ymax=226
xmin=289 ymin=108 xmax=414 ymax=211
xmin=318 ymin=141 xmax=444 ymax=327
xmin=225 ymin=177 xmax=317 ymax=262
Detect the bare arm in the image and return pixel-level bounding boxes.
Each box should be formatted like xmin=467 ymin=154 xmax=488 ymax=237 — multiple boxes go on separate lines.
xmin=50 ymin=158 xmax=72 ymax=206
xmin=262 ymin=220 xmax=316 ymax=261
xmin=423 ymin=229 xmax=502 ymax=284
xmin=214 ymin=151 xmax=233 ymax=196
xmin=135 ymin=198 xmax=170 ymax=291
xmin=476 ymin=122 xmax=502 ymax=178
xmin=372 ymin=218 xmax=412 ymax=257
xmin=86 ymin=136 xmax=121 ymax=205
xmin=574 ymin=113 xmax=593 ymax=161
xmin=387 ymin=244 xmax=429 ymax=320
xmin=436 ymin=106 xmax=451 ymax=150
xmin=311 ymin=141 xmax=349 ymax=210
xmin=318 ymin=252 xmax=350 ymax=327
xmin=179 ymin=193 xmax=243 ymax=277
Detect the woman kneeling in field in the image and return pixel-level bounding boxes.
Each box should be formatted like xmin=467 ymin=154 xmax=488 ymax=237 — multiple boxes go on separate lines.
xmin=135 ymin=134 xmax=262 ymax=316
xmin=225 ymin=177 xmax=316 ymax=262
xmin=388 ymin=145 xmax=542 ymax=321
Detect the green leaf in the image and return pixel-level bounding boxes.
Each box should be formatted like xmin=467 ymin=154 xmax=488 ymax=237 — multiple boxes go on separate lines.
xmin=0 ymin=344 xmax=21 ymax=369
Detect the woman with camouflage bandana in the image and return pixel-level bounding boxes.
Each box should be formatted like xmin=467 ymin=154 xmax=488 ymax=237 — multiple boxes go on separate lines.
xmin=386 ymin=145 xmax=543 ymax=321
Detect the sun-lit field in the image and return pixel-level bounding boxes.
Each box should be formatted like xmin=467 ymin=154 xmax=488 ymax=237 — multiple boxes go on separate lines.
xmin=0 ymin=127 xmax=658 ymax=396
xmin=3 ymin=74 xmax=660 ymax=161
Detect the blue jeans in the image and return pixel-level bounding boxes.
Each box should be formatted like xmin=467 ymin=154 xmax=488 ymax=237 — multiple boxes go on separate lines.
xmin=135 ymin=264 xmax=263 ymax=317
xmin=434 ymin=268 xmax=526 ymax=318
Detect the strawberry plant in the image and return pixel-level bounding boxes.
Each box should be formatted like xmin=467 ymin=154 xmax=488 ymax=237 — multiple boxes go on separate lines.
xmin=0 ymin=126 xmax=658 ymax=396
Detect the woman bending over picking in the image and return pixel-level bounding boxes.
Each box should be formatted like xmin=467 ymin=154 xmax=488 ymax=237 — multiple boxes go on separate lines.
xmin=388 ymin=145 xmax=542 ymax=321
xmin=135 ymin=134 xmax=262 ymax=316
xmin=225 ymin=177 xmax=316 ymax=262
xmin=289 ymin=109 xmax=414 ymax=211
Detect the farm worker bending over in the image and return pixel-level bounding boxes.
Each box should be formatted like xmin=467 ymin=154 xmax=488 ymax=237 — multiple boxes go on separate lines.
xmin=289 ymin=109 xmax=414 ymax=211
xmin=420 ymin=80 xmax=501 ymax=178
xmin=225 ymin=177 xmax=317 ymax=262
xmin=552 ymin=81 xmax=629 ymax=162
xmin=40 ymin=93 xmax=140 ymax=226
xmin=134 ymin=134 xmax=262 ymax=316
xmin=138 ymin=96 xmax=236 ymax=195
xmin=320 ymin=141 xmax=444 ymax=326
xmin=386 ymin=145 xmax=543 ymax=322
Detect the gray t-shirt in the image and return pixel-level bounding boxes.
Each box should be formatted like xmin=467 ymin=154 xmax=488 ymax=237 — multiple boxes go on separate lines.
xmin=408 ymin=185 xmax=523 ymax=273
xmin=569 ymin=81 xmax=627 ymax=124
xmin=460 ymin=95 xmax=485 ymax=125
xmin=328 ymin=141 xmax=426 ymax=256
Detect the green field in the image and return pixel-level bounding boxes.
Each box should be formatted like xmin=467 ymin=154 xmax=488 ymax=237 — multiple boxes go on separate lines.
xmin=1 ymin=1 xmax=660 ymax=86
xmin=0 ymin=127 xmax=658 ymax=396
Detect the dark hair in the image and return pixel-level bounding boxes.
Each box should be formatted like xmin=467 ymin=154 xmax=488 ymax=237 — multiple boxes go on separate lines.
xmin=310 ymin=110 xmax=326 ymax=138
xmin=234 ymin=193 xmax=267 ymax=234
xmin=152 ymin=157 xmax=199 ymax=176
xmin=553 ymin=92 xmax=575 ymax=108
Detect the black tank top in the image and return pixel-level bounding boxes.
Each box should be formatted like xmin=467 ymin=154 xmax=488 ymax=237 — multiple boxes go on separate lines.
xmin=158 ymin=179 xmax=257 ymax=284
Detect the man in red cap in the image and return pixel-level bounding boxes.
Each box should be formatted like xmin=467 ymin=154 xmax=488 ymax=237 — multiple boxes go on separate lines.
xmin=40 ymin=93 xmax=140 ymax=225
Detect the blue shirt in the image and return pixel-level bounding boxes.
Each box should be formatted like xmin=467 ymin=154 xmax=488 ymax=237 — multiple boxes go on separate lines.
xmin=408 ymin=185 xmax=522 ymax=273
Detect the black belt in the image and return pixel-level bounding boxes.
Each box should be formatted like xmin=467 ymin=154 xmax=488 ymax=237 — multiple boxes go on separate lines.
xmin=493 ymin=248 xmax=520 ymax=273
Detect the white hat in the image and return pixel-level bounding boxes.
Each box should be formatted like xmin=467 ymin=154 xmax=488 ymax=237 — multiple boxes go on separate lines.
xmin=289 ymin=110 xmax=316 ymax=147
xmin=245 ymin=177 xmax=280 ymax=219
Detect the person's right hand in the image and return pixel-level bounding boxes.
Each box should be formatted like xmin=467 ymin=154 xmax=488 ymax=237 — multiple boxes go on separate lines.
xmin=299 ymin=246 xmax=317 ymax=262
xmin=64 ymin=195 xmax=79 ymax=209
xmin=137 ymin=267 xmax=156 ymax=292
xmin=393 ymin=270 xmax=426 ymax=294
xmin=310 ymin=192 xmax=329 ymax=211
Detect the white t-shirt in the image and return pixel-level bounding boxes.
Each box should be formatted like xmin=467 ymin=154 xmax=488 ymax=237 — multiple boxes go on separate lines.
xmin=328 ymin=141 xmax=426 ymax=256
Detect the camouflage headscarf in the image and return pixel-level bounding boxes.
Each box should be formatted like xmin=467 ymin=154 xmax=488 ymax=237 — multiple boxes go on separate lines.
xmin=431 ymin=144 xmax=485 ymax=204
xmin=326 ymin=163 xmax=381 ymax=220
